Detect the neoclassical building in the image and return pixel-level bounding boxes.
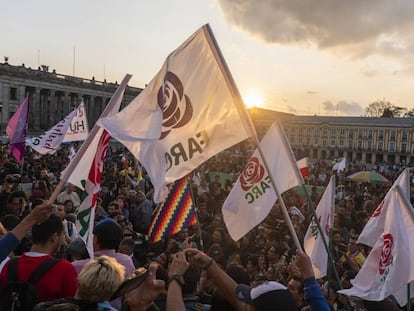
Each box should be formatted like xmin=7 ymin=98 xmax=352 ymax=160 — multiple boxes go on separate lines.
xmin=0 ymin=61 xmax=142 ymax=135
xmin=2 ymin=61 xmax=413 ymax=165
xmin=251 ymin=108 xmax=414 ymax=165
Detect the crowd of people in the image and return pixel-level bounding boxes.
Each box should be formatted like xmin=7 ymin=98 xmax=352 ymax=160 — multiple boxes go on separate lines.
xmin=0 ymin=141 xmax=411 ymax=310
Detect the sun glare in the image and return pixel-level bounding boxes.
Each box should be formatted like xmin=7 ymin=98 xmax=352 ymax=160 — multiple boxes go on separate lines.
xmin=243 ymin=91 xmax=265 ymax=109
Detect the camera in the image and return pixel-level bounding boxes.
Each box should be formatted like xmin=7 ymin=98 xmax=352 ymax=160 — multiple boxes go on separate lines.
xmin=6 ymin=174 xmax=21 ymax=184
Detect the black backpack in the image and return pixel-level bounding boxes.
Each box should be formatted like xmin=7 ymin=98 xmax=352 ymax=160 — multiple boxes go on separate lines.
xmin=0 ymin=257 xmax=59 ymax=311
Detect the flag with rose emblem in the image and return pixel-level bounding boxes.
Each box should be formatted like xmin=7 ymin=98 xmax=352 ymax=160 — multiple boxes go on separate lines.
xmin=98 ymin=24 xmax=253 ymax=203
xmin=338 ymin=186 xmax=414 ymax=305
xmin=358 ymin=168 xmax=410 ymax=247
xmin=222 ymin=121 xmax=303 ymax=241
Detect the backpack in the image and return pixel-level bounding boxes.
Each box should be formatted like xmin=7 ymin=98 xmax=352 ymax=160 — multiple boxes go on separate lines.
xmin=0 ymin=257 xmax=59 ymax=311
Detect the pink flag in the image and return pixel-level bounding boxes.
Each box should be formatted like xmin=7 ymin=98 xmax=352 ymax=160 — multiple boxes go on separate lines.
xmin=6 ymin=96 xmax=30 ymax=164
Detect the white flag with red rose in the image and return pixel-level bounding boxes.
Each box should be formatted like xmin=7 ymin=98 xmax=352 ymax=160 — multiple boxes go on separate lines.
xmin=338 ymin=186 xmax=414 ymax=305
xmin=304 ymin=175 xmax=335 ymax=279
xmin=222 ymin=121 xmax=303 ymax=241
xmin=358 ymin=168 xmax=411 ymax=247
xmin=98 ymin=24 xmax=253 ymax=203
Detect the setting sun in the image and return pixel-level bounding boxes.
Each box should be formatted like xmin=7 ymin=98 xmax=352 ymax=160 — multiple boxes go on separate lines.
xmin=242 ymin=90 xmax=265 ymax=109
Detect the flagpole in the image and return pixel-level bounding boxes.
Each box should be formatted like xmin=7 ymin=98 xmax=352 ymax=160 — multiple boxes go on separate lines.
xmin=301 ymin=176 xmax=350 ymax=310
xmin=188 ymin=175 xmax=204 ymax=252
xmin=203 ymin=24 xmax=302 ymax=250
xmin=47 ymin=74 xmax=132 ymax=204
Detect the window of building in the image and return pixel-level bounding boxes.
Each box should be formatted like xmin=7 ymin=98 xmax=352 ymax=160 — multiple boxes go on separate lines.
xmin=390 ymin=130 xmax=396 ymax=141
xmin=389 ymin=142 xmax=395 ymax=152
xmin=339 ymin=128 xmax=345 ymax=136
xmin=331 ymin=128 xmax=336 ymax=137
xmin=330 ymin=139 xmax=336 ymax=146
xmin=298 ymin=128 xmax=303 ymax=136
xmin=9 ymin=87 xmax=17 ymax=100
xmin=348 ymin=140 xmax=353 ymax=148
xmin=378 ymin=141 xmax=383 ymax=151
xmin=367 ymin=141 xmax=372 ymax=151
xmin=298 ymin=137 xmax=303 ymax=144
xmin=378 ymin=130 xmax=384 ymax=140
xmin=314 ymin=137 xmax=319 ymax=145
xmin=402 ymin=131 xmax=408 ymax=142
xmin=401 ymin=143 xmax=407 ymax=153
xmin=306 ymin=128 xmax=312 ymax=136
xmin=339 ymin=139 xmax=344 ymax=147
xmin=314 ymin=128 xmax=319 ymax=136
xmin=322 ymin=128 xmax=328 ymax=136
xmin=348 ymin=129 xmax=353 ymax=139
xmin=322 ymin=139 xmax=327 ymax=146
xmin=367 ymin=130 xmax=373 ymax=139
xmin=358 ymin=129 xmax=364 ymax=139
xmin=357 ymin=141 xmax=362 ymax=150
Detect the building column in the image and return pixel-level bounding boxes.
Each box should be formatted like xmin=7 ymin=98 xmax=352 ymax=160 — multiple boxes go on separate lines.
xmin=32 ymin=88 xmax=41 ymax=129
xmin=90 ymin=95 xmax=96 ymax=125
xmin=63 ymin=92 xmax=70 ymax=115
xmin=49 ymin=90 xmax=56 ymax=124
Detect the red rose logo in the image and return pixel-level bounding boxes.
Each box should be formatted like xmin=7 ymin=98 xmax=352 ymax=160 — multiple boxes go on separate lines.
xmin=378 ymin=233 xmax=393 ymax=275
xmin=240 ymin=157 xmax=265 ymax=191
xmin=157 ymin=71 xmax=193 ymax=139
xmin=372 ymin=200 xmax=384 ymax=217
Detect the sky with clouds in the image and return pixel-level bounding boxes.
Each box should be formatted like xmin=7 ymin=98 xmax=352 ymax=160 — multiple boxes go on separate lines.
xmin=2 ymin=0 xmax=413 ymax=116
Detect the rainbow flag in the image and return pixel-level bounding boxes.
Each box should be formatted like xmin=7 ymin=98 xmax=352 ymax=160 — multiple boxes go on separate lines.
xmin=148 ymin=176 xmax=197 ymax=243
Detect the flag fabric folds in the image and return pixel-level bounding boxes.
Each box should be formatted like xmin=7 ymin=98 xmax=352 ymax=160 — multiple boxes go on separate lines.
xmin=333 ymin=157 xmax=346 ymax=172
xmin=357 ymin=168 xmax=410 ymax=247
xmin=26 ymin=103 xmax=79 ymax=155
xmin=98 ymin=24 xmax=252 ymax=203
xmin=76 ymin=130 xmax=111 ymax=258
xmin=62 ymin=101 xmax=89 ymax=142
xmin=222 ymin=121 xmax=303 ymax=241
xmin=296 ymin=154 xmax=310 ymax=178
xmin=147 ymin=176 xmax=197 ymax=244
xmin=66 ymin=86 xmax=127 ymax=191
xmin=304 ymin=175 xmax=335 ymax=279
xmin=67 ymin=76 xmax=130 ymax=257
xmin=6 ymin=95 xmax=30 ymax=164
xmin=338 ymin=186 xmax=414 ymax=305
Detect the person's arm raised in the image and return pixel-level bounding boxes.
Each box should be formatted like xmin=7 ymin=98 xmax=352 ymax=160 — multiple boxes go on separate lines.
xmin=184 ymin=248 xmax=245 ymax=310
xmin=11 ymin=202 xmax=55 ymax=241
xmin=166 ymin=252 xmax=189 ymax=311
